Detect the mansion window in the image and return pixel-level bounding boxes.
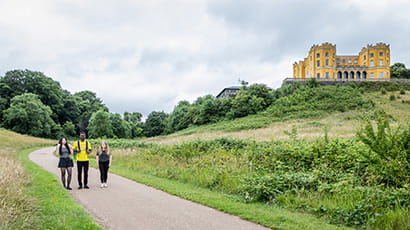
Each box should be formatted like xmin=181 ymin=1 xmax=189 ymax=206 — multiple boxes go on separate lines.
xmin=379 ymin=52 xmax=383 ymax=56
xmin=325 ymin=59 xmax=329 ymax=66
xmin=370 ymin=73 xmax=374 ymax=78
xmin=370 ymin=60 xmax=374 ymax=67
xmin=325 ymin=52 xmax=329 ymax=57
xmin=336 ymin=59 xmax=340 ymax=63
xmin=317 ymin=73 xmax=320 ymax=78
xmin=342 ymin=59 xmax=346 ymax=63
xmin=370 ymin=53 xmax=374 ymax=58
xmin=364 ymin=55 xmax=366 ymax=60
xmin=325 ymin=72 xmax=329 ymax=79
xmin=380 ymin=60 xmax=384 ymax=66
xmin=379 ymin=72 xmax=384 ymax=78
xmin=348 ymin=59 xmax=352 ymax=64
xmin=316 ymin=53 xmax=320 ymax=58
xmin=317 ymin=60 xmax=320 ymax=67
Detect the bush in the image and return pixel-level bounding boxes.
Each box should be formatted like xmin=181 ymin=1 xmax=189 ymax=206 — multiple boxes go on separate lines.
xmin=390 ymin=94 xmax=396 ymax=101
xmin=400 ymin=89 xmax=406 ymax=95
xmin=381 ymin=88 xmax=387 ymax=95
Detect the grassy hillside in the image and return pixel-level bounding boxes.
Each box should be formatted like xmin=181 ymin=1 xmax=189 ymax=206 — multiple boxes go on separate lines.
xmin=142 ymin=89 xmax=410 ymax=145
xmin=0 ymin=129 xmax=102 ymax=229
xmin=96 ymin=85 xmax=410 ymax=229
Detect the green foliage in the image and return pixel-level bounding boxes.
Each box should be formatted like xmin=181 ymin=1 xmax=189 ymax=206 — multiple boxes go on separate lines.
xmin=110 ymin=130 xmax=410 ymax=228
xmin=62 ymin=121 xmax=76 ymax=137
xmin=390 ymin=94 xmax=396 ymax=101
xmin=391 ymin=63 xmax=410 ymax=79
xmin=3 ymin=93 xmax=58 ymax=138
xmin=74 ymin=91 xmax=108 ymax=131
xmin=144 ymin=111 xmax=168 ymax=137
xmin=0 ymin=70 xmax=64 ymax=121
xmin=88 ymin=110 xmax=114 ymax=138
xmin=356 ymin=110 xmax=410 ymax=187
xmin=110 ymin=113 xmax=131 ymax=138
xmin=381 ymin=88 xmax=387 ymax=95
xmin=265 ymin=85 xmax=371 ymax=118
xmin=400 ymin=89 xmax=406 ymax=95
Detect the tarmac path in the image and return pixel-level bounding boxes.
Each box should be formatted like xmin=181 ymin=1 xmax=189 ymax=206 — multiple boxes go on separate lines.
xmin=30 ymin=147 xmax=271 ymax=230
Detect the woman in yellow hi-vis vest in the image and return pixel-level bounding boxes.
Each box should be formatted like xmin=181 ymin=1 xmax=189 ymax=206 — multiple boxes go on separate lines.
xmin=73 ymin=131 xmax=92 ymax=189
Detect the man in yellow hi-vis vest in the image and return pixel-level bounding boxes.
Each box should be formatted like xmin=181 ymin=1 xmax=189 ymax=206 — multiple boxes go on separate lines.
xmin=73 ymin=131 xmax=92 ymax=189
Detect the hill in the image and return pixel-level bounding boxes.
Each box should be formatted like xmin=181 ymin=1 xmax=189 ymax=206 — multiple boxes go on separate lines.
xmin=142 ymin=87 xmax=410 ymax=145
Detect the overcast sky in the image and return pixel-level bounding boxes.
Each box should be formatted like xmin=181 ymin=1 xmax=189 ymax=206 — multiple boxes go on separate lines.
xmin=1 ymin=0 xmax=409 ymax=116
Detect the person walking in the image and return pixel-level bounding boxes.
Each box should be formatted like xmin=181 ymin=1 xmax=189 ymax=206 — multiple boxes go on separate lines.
xmin=96 ymin=140 xmax=112 ymax=188
xmin=56 ymin=137 xmax=74 ymax=190
xmin=73 ymin=131 xmax=92 ymax=189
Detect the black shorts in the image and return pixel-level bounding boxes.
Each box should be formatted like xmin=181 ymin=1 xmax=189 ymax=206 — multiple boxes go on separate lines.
xmin=58 ymin=158 xmax=74 ymax=168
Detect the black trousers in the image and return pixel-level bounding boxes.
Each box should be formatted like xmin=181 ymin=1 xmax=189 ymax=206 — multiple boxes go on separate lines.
xmin=99 ymin=161 xmax=110 ymax=183
xmin=77 ymin=161 xmax=89 ymax=186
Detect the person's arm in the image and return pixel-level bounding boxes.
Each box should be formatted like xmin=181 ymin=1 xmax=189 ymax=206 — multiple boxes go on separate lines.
xmin=68 ymin=144 xmax=73 ymax=159
xmin=96 ymin=151 xmax=99 ymax=167
xmin=109 ymin=153 xmax=113 ymax=167
xmin=72 ymin=142 xmax=78 ymax=152
xmin=86 ymin=141 xmax=92 ymax=154
xmin=56 ymin=144 xmax=60 ymax=156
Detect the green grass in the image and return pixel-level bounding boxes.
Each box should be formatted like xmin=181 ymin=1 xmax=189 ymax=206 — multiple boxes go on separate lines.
xmin=104 ymin=163 xmax=352 ymax=230
xmin=17 ymin=147 xmax=102 ymax=230
xmin=0 ymin=129 xmax=101 ymax=230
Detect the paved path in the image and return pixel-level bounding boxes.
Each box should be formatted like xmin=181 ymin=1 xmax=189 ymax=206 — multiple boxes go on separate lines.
xmin=30 ymin=147 xmax=271 ymax=230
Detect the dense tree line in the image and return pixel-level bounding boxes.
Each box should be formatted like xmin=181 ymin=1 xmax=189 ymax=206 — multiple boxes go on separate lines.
xmin=0 ymin=70 xmax=143 ymax=139
xmin=1 ymin=63 xmax=407 ymax=138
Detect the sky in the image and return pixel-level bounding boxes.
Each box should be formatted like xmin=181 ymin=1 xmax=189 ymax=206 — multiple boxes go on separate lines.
xmin=1 ymin=0 xmax=409 ymax=116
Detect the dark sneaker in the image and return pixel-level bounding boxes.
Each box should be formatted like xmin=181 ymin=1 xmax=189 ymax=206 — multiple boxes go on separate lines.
xmin=84 ymin=185 xmax=90 ymax=189
xmin=66 ymin=187 xmax=72 ymax=190
xmin=78 ymin=186 xmax=83 ymax=189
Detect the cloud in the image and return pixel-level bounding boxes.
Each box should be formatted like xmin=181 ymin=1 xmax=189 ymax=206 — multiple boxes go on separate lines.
xmin=0 ymin=0 xmax=409 ymax=116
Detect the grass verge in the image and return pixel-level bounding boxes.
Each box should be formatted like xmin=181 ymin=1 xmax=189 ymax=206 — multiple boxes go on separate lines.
xmin=16 ymin=147 xmax=103 ymax=230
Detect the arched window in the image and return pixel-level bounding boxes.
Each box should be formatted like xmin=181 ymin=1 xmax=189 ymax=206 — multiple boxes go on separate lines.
xmin=344 ymin=71 xmax=348 ymax=79
xmin=363 ymin=71 xmax=367 ymax=79
xmin=337 ymin=71 xmax=342 ymax=79
xmin=350 ymin=71 xmax=355 ymax=79
xmin=356 ymin=71 xmax=361 ymax=79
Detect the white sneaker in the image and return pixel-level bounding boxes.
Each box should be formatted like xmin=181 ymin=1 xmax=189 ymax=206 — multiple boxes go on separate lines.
xmin=100 ymin=184 xmax=104 ymax=188
xmin=104 ymin=183 xmax=108 ymax=188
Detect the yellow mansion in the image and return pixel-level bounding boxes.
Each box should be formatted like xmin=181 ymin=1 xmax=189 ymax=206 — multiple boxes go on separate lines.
xmin=293 ymin=43 xmax=390 ymax=80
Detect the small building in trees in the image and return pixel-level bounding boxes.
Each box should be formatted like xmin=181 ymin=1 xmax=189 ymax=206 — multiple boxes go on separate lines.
xmin=216 ymin=86 xmax=241 ymax=99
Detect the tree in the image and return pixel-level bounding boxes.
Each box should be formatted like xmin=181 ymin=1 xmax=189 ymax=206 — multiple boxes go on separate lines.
xmin=110 ymin=113 xmax=131 ymax=138
xmin=167 ymin=101 xmax=193 ymax=132
xmin=143 ymin=111 xmax=168 ymax=137
xmin=62 ymin=121 xmax=76 ymax=137
xmin=3 ymin=93 xmax=57 ymax=138
xmin=0 ymin=69 xmax=64 ymax=121
xmin=124 ymin=112 xmax=144 ymax=138
xmin=74 ymin=91 xmax=108 ymax=131
xmin=391 ymin=63 xmax=410 ymax=79
xmin=88 ymin=110 xmax=113 ymax=138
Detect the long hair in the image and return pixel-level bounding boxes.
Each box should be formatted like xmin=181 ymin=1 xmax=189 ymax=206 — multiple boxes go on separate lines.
xmin=98 ymin=140 xmax=110 ymax=155
xmin=58 ymin=137 xmax=70 ymax=155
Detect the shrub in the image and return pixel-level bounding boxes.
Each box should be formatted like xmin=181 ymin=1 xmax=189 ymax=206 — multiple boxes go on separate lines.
xmin=381 ymin=88 xmax=387 ymax=95
xmin=400 ymin=89 xmax=406 ymax=95
xmin=390 ymin=94 xmax=396 ymax=101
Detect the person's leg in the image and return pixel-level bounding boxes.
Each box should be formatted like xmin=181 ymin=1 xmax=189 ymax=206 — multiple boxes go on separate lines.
xmin=60 ymin=168 xmax=66 ymax=187
xmin=104 ymin=161 xmax=110 ymax=183
xmin=67 ymin=167 xmax=72 ymax=189
xmin=77 ymin=161 xmax=83 ymax=187
xmin=99 ymin=162 xmax=104 ymax=183
xmin=83 ymin=161 xmax=89 ymax=188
